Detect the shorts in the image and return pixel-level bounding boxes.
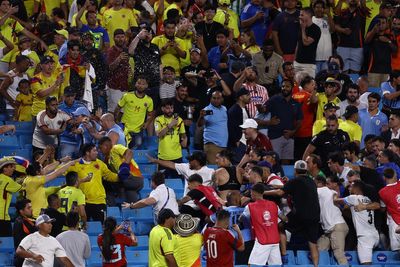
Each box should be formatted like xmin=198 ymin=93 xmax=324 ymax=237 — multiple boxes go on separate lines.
xmin=294 ymin=61 xmax=316 ymax=78
xmin=388 ymin=216 xmax=400 ymax=251
xmin=270 ymin=136 xmax=294 ymax=160
xmin=357 ymin=234 xmax=379 ymax=263
xmin=336 ymin=47 xmax=363 ymax=72
xmin=248 ymin=240 xmax=281 ymax=265
xmin=285 ymin=213 xmax=320 ymax=244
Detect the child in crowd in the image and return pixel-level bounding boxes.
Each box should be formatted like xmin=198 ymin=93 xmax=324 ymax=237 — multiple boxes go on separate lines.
xmin=159 ymin=66 xmax=180 ymax=100
xmin=15 ymin=79 xmax=33 ymax=122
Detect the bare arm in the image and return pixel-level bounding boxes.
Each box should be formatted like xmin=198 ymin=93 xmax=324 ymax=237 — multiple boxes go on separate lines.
xmin=77 ymin=205 xmax=87 ymax=229
xmin=114 ymin=105 xmax=123 ymax=122
xmin=0 ymin=77 xmax=16 ymax=106
xmin=177 ymin=195 xmax=192 ymax=206
xmin=302 ymin=143 xmax=316 ymax=160
xmin=45 ymin=161 xmax=77 ymax=182
xmin=16 ymin=246 xmax=44 ymax=264
xmin=164 ymin=254 xmax=178 ymax=267
xmin=0 ymin=33 xmax=13 ymax=54
xmin=108 ymin=131 xmax=119 ymax=146
xmin=124 ymin=197 xmax=157 ymax=209
xmin=383 ymin=90 xmax=400 ymax=100
xmin=147 ymin=155 xmax=176 ymax=170
xmin=75 ymin=0 xmax=90 ymax=29
xmin=233 ymin=69 xmax=247 ymax=92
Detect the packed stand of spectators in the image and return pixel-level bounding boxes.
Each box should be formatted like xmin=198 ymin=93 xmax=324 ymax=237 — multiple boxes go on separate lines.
xmin=0 ymin=0 xmax=400 ymax=266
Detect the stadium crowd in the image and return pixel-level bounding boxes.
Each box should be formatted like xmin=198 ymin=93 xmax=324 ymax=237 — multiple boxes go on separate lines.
xmin=0 ymin=0 xmax=400 ymax=266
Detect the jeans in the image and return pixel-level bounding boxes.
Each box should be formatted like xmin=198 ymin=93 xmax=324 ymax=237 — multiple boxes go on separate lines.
xmin=128 ymin=131 xmax=144 ymax=149
xmin=122 ymin=175 xmax=144 ymax=203
xmin=59 ymin=143 xmax=80 ymax=159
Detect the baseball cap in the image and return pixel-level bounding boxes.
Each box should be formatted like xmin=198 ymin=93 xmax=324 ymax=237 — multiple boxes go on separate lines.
xmin=114 ymin=28 xmax=125 ymax=37
xmin=343 ymin=105 xmax=358 ymax=119
xmin=324 ymin=102 xmax=340 ymax=111
xmin=190 ymin=48 xmax=201 ymax=55
xmin=381 ymin=2 xmax=393 ymax=9
xmin=35 ymin=214 xmax=56 ymax=226
xmin=235 ymin=87 xmax=250 ymax=98
xmin=240 ymin=119 xmax=258 ymax=129
xmin=40 ymin=55 xmax=55 ymax=64
xmin=63 ymin=86 xmax=76 ymax=96
xmin=72 ymin=107 xmax=90 ymax=117
xmin=55 ymin=29 xmax=69 ymax=39
xmin=294 ymin=160 xmax=307 ymax=171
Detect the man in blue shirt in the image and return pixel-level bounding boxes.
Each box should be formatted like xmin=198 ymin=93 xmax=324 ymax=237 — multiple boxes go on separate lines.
xmin=198 ymin=91 xmax=228 ymax=164
xmin=262 ymin=79 xmax=303 ymax=164
xmin=208 ymin=28 xmax=231 ymax=73
xmin=240 ymin=0 xmax=270 ymax=46
xmin=358 ymin=92 xmax=388 ymax=148
xmin=382 ymin=70 xmax=400 ymax=111
xmin=58 ymin=86 xmax=85 ymax=159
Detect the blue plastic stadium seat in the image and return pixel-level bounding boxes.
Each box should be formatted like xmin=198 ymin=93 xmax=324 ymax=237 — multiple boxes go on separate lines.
xmin=0 ymin=237 xmax=14 ymax=252
xmin=140 ymin=164 xmax=157 ymax=175
xmin=19 ymin=134 xmax=32 ymax=148
xmin=86 ymin=221 xmax=103 ymax=236
xmin=89 ymin=235 xmax=99 ymax=249
xmin=282 ymin=165 xmax=294 ymax=179
xmin=296 ymin=250 xmax=330 ymax=265
xmin=175 ymin=190 xmax=184 ymax=199
xmin=144 ymin=136 xmax=158 ymax=150
xmin=122 ymin=206 xmax=153 ymax=222
xmin=0 ymin=252 xmax=12 ymax=265
xmin=368 ymin=87 xmax=382 ymax=95
xmin=107 ymin=207 xmax=122 ymax=220
xmin=126 ymin=235 xmax=149 ymax=250
xmin=372 ymin=251 xmax=400 ymax=265
xmin=125 ymin=250 xmax=149 ymax=265
xmin=133 ymin=150 xmax=156 ymax=164
xmin=349 ymin=73 xmax=359 ymax=82
xmin=8 ymin=207 xmax=16 ymax=219
xmin=336 ymin=250 xmax=359 ymax=265
xmin=165 ymin=179 xmax=183 ymax=190
xmin=135 ymin=222 xmax=153 ymax=235
xmin=86 ymin=250 xmax=103 ymax=267
xmin=0 ymin=148 xmax=31 ymax=160
xmin=46 ymin=177 xmax=64 ymax=187
xmin=5 ymin=121 xmax=33 ymax=133
xmin=0 ymin=135 xmax=19 ymax=148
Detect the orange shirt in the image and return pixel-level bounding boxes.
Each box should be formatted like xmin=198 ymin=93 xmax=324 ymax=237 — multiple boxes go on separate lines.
xmin=292 ymin=90 xmax=316 ymax=137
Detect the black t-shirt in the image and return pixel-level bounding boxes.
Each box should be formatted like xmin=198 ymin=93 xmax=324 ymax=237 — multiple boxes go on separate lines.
xmin=369 ymin=34 xmax=395 ymax=74
xmin=195 ymin=21 xmax=224 ymax=52
xmin=282 ymin=175 xmax=320 ymax=221
xmin=295 ymin=23 xmax=321 ymax=64
xmin=310 ymin=129 xmax=350 ymax=164
xmin=44 ymin=208 xmax=66 ymax=237
xmin=334 ymin=8 xmax=366 ymax=48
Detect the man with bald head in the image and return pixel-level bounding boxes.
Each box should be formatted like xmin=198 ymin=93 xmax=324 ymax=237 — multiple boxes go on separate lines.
xmin=100 ymin=113 xmax=126 ymax=146
xmin=197 ymin=91 xmax=228 ymax=164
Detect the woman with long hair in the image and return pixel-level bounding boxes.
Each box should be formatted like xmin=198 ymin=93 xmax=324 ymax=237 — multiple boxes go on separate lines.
xmin=240 ymin=28 xmax=261 ymax=54
xmin=98 ymin=216 xmax=137 ymax=267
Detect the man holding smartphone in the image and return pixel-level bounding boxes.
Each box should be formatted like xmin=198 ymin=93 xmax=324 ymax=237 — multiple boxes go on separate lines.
xmin=197 ymin=91 xmax=228 ymax=164
xmin=154 ymin=99 xmax=187 ymax=178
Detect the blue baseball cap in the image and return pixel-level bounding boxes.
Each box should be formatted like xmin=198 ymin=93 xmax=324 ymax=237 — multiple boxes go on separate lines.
xmin=72 ymin=107 xmax=90 ymax=117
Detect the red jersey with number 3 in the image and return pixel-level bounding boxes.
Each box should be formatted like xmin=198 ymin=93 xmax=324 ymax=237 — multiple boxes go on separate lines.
xmin=379 ymin=182 xmax=400 ymax=224
xmin=248 ymin=199 xmax=280 ymax=245
xmin=203 ymin=227 xmax=242 ymax=267
xmin=98 ymin=233 xmax=135 ymax=267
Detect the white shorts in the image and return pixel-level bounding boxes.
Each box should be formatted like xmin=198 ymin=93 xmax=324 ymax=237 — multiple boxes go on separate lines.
xmin=357 ymin=234 xmax=379 ymax=263
xmin=388 ymin=216 xmax=400 ymax=251
xmin=248 ymin=240 xmax=282 ymax=265
xmin=106 ymin=86 xmax=124 ymax=112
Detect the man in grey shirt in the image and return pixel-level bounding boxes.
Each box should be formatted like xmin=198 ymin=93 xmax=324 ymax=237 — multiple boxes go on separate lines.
xmin=56 ymin=212 xmax=91 ymax=267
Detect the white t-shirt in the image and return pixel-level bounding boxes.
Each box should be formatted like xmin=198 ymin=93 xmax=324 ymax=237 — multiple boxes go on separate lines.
xmin=20 ymin=231 xmax=67 ymax=267
xmin=5 ymin=70 xmax=29 ymax=109
xmin=338 ymin=100 xmax=368 ymax=118
xmin=240 ymin=108 xmax=249 ymax=145
xmin=32 ymin=110 xmax=71 ymax=149
xmin=338 ymin=166 xmax=352 ymax=186
xmin=317 ymin=187 xmax=345 ymax=232
xmin=175 ymin=163 xmax=214 ymax=209
xmin=149 ymin=184 xmax=180 ymax=216
xmin=312 ymin=16 xmax=332 ymax=61
xmin=344 ymin=195 xmax=379 ymax=237
xmin=359 ymin=92 xmax=371 ymax=108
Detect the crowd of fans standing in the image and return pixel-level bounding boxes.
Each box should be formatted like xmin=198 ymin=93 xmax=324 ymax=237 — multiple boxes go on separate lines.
xmin=0 ymin=0 xmax=400 ymax=266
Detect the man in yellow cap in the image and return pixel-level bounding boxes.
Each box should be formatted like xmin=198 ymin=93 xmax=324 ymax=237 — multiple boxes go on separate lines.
xmin=0 ymin=157 xmax=22 ymax=237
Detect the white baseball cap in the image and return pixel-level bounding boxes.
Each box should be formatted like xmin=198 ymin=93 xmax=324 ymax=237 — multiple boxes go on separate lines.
xmin=240 ymin=119 xmax=258 ymax=129
xmin=294 ymin=160 xmax=307 ymax=171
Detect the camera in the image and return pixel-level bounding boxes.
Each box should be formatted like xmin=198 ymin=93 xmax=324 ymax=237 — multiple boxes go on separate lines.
xmin=205 ymin=110 xmax=213 ymax=115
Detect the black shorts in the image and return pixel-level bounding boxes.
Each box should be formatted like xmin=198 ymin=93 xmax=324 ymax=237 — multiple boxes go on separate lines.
xmin=285 ymin=212 xmax=320 ymax=244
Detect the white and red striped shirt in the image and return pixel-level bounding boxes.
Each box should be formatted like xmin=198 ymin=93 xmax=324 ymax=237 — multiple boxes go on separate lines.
xmin=244 ymin=83 xmax=269 ymax=118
